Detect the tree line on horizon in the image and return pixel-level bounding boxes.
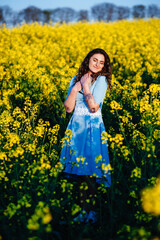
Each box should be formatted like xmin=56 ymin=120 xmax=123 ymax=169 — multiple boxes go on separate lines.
xmin=0 ymin=2 xmax=160 ymax=26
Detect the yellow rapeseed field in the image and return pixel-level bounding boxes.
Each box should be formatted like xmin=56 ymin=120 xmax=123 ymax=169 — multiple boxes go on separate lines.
xmin=0 ymin=19 xmax=160 ymax=239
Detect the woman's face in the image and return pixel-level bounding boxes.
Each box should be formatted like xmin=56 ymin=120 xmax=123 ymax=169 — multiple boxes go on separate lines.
xmin=88 ymin=53 xmax=105 ymax=73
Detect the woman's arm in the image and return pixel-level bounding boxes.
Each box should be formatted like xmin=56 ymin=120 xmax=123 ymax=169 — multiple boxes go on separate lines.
xmin=80 ymin=73 xmax=100 ymax=113
xmin=83 ymin=85 xmax=100 ymax=113
xmin=64 ymin=81 xmax=82 ymax=113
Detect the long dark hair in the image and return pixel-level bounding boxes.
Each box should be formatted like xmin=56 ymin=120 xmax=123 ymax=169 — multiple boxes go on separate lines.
xmin=75 ymin=48 xmax=112 ymax=90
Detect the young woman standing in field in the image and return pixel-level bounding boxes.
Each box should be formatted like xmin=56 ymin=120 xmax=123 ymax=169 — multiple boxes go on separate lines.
xmin=60 ymin=48 xmax=112 ymax=223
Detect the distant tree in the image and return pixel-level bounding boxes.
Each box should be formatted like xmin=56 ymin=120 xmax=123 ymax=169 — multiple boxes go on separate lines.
xmin=132 ymin=5 xmax=146 ymax=18
xmin=18 ymin=6 xmax=43 ymax=23
xmin=0 ymin=5 xmax=17 ymax=26
xmin=43 ymin=10 xmax=52 ymax=23
xmin=117 ymin=6 xmax=130 ymax=20
xmin=50 ymin=7 xmax=77 ymax=23
xmin=77 ymin=10 xmax=88 ymax=21
xmin=147 ymin=4 xmax=160 ymax=18
xmin=0 ymin=8 xmax=4 ymax=23
xmin=91 ymin=3 xmax=116 ymax=21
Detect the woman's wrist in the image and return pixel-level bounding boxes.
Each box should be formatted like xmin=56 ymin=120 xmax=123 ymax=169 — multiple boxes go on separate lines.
xmin=83 ymin=84 xmax=90 ymax=93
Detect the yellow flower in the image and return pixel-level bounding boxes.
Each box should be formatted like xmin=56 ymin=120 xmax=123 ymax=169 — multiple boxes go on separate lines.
xmin=141 ymin=177 xmax=160 ymax=216
xmin=101 ymin=163 xmax=112 ymax=174
xmin=110 ymin=100 xmax=122 ymax=110
xmin=131 ymin=167 xmax=141 ymax=178
xmin=42 ymin=208 xmax=52 ymax=224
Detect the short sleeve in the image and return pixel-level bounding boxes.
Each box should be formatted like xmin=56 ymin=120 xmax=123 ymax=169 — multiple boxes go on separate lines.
xmin=65 ymin=75 xmax=76 ymax=100
xmin=92 ymin=75 xmax=107 ymax=107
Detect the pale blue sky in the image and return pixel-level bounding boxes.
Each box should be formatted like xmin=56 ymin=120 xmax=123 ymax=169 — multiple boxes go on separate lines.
xmin=0 ymin=0 xmax=160 ymax=11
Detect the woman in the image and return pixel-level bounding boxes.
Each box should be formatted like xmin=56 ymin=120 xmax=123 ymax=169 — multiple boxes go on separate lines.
xmin=60 ymin=48 xmax=112 ymax=223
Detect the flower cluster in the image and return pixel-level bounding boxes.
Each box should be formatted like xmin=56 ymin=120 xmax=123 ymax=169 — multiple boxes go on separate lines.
xmin=141 ymin=177 xmax=160 ymax=216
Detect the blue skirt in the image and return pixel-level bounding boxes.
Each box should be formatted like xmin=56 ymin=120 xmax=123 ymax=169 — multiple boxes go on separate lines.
xmin=60 ymin=106 xmax=111 ymax=187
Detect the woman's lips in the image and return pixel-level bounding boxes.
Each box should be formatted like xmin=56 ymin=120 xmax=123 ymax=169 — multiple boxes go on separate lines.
xmin=93 ymin=66 xmax=99 ymax=69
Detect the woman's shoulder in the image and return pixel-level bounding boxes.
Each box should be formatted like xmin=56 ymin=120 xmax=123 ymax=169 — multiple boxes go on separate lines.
xmin=69 ymin=75 xmax=77 ymax=86
xmin=96 ymin=75 xmax=107 ymax=86
xmin=97 ymin=75 xmax=107 ymax=81
xmin=71 ymin=74 xmax=78 ymax=82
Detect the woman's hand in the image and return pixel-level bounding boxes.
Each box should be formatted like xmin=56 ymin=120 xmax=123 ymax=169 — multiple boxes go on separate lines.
xmin=80 ymin=72 xmax=91 ymax=88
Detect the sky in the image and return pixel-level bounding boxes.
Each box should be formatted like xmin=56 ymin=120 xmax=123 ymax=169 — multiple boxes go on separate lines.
xmin=0 ymin=0 xmax=160 ymax=11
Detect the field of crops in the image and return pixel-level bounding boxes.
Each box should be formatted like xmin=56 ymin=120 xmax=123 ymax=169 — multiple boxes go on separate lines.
xmin=0 ymin=19 xmax=160 ymax=240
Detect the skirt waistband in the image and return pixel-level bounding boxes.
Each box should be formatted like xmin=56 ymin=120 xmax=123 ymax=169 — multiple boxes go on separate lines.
xmin=73 ymin=107 xmax=101 ymax=116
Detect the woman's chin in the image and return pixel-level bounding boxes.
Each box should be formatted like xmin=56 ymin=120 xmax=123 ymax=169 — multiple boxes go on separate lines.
xmin=90 ymin=69 xmax=98 ymax=74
